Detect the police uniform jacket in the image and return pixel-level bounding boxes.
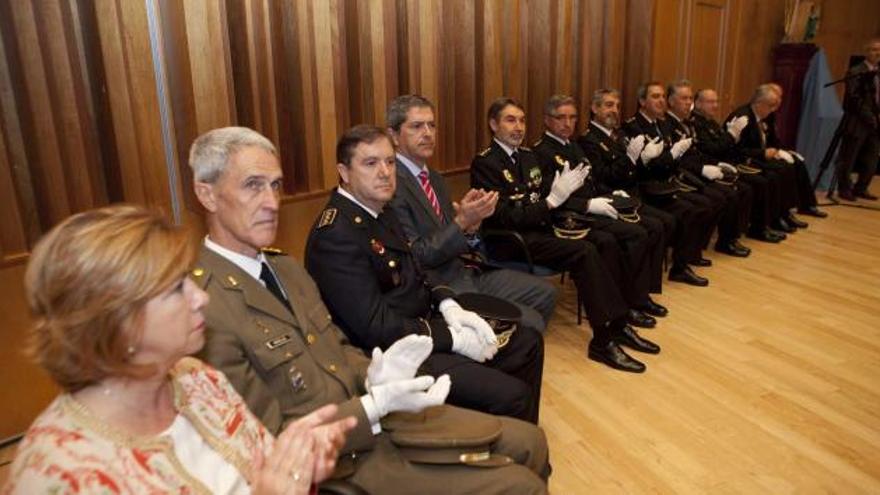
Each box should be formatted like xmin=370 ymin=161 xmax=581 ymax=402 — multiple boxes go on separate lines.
xmin=470 ymin=140 xmax=552 ymax=232
xmin=621 ymin=112 xmax=680 ymax=181
xmin=576 ymin=122 xmax=641 ymax=195
xmin=665 ymin=111 xmax=721 ymax=168
xmin=305 ymin=190 xmax=455 ymax=353
xmin=692 ymin=110 xmax=739 ymax=163
xmin=726 ymin=104 xmax=769 ymax=164
xmin=194 ymin=246 xmax=375 ymax=453
xmin=532 ymin=132 xmax=611 ymax=212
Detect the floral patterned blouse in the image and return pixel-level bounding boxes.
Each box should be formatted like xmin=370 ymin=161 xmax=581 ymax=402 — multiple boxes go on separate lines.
xmin=3 ymin=357 xmax=273 ymax=494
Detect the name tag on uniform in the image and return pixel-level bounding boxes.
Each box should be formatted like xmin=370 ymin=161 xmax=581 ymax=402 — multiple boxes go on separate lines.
xmin=265 ymin=334 xmax=291 ymax=349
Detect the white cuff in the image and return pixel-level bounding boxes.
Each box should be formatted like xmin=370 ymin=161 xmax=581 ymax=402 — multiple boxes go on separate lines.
xmin=359 ymin=395 xmax=383 ymax=435
xmin=438 ymin=298 xmax=459 ymax=313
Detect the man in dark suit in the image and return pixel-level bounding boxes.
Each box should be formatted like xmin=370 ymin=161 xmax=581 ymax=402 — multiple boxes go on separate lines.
xmin=666 ymin=80 xmax=754 ymax=257
xmin=533 ymin=94 xmax=666 ymax=324
xmin=693 ymin=88 xmax=786 ymax=243
xmin=190 ymin=126 xmax=550 ymax=493
xmin=726 ymin=85 xmax=826 ymax=230
xmin=622 ymin=82 xmax=721 ymax=286
xmin=385 ymin=94 xmax=557 ymax=334
xmin=306 ymin=125 xmax=544 ymax=423
xmin=835 ymin=38 xmax=880 ymax=201
xmin=471 ymin=97 xmax=660 ymax=373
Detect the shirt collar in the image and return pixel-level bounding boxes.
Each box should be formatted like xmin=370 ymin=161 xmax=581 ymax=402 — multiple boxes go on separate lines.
xmin=204 ymin=236 xmax=266 ymax=283
xmin=639 ymin=110 xmax=656 ymax=123
xmin=543 ymin=131 xmax=568 ymax=146
xmin=590 ymin=121 xmax=613 ymax=136
xmin=493 ymin=137 xmax=517 ymax=157
xmin=666 ymin=111 xmax=685 ymax=123
xmin=337 ymin=186 xmax=380 ymax=218
xmin=396 ymin=152 xmax=427 ymax=179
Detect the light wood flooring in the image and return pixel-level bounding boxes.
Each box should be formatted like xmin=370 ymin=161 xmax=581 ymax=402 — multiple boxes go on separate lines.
xmin=1 ymin=193 xmax=878 ymax=493
xmin=541 ymin=194 xmax=880 ymax=494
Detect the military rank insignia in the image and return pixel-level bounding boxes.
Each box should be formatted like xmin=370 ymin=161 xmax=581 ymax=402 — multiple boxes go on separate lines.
xmin=503 ymin=169 xmax=515 ymax=183
xmin=289 ymin=365 xmax=306 ymax=392
xmin=317 ymin=208 xmax=337 ymax=228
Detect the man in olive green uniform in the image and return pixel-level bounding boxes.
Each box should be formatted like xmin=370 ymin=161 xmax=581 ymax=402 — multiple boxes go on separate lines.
xmin=190 ymin=126 xmax=550 ymax=494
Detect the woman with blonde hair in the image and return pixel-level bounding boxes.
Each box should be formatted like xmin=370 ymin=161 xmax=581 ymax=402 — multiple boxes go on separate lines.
xmin=4 ymin=204 xmax=356 ymax=494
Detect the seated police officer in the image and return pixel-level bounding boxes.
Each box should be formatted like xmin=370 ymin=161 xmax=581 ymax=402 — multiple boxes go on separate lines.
xmin=471 ymin=97 xmax=660 ymax=374
xmin=693 ymin=88 xmax=787 ymax=243
xmin=190 ymin=126 xmax=550 ymax=494
xmin=622 ymin=82 xmax=721 ymax=286
xmin=665 ymin=80 xmax=754 ymax=258
xmin=532 ymin=94 xmax=666 ymax=325
xmin=385 ymin=94 xmax=558 ymax=334
xmin=306 ymin=125 xmax=544 ymax=423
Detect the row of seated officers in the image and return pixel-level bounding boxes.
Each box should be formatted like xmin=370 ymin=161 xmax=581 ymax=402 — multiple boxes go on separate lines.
xmin=6 ymin=80 xmax=825 ymax=494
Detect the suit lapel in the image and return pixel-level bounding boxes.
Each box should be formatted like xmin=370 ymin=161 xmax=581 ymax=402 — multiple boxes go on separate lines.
xmin=396 ymin=164 xmax=441 ymax=227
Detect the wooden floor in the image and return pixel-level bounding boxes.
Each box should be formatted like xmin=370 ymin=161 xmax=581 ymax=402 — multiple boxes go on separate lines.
xmin=1 ymin=193 xmax=878 ymax=493
xmin=542 ymin=193 xmax=880 ymax=494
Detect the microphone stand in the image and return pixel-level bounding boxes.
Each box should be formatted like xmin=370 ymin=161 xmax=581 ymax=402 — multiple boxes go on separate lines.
xmin=810 ymin=68 xmax=880 ymax=211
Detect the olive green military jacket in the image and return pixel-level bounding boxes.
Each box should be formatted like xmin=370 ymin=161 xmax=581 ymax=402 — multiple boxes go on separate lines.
xmin=194 ymin=246 xmax=375 ymax=455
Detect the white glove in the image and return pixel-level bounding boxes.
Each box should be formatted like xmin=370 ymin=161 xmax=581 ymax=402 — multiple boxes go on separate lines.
xmin=545 ymin=163 xmax=589 ymax=209
xmin=790 ymin=150 xmax=805 ymax=161
xmin=777 ymin=149 xmax=795 ymax=164
xmin=640 ymin=137 xmax=664 ymax=163
xmin=701 ymin=165 xmax=724 ymax=181
xmin=612 ymin=189 xmax=630 ymax=198
xmin=717 ymin=162 xmax=737 ymax=173
xmin=370 ymin=375 xmax=451 ymax=417
xmin=625 ymin=135 xmax=646 ymax=164
xmin=450 ymin=325 xmax=497 ymax=362
xmin=439 ymin=299 xmax=497 ymax=346
xmin=587 ymin=197 xmax=619 ymax=219
xmin=726 ymin=115 xmax=748 ymax=141
xmin=366 ymin=335 xmax=433 ymax=391
xmin=670 ymin=137 xmax=693 ymax=160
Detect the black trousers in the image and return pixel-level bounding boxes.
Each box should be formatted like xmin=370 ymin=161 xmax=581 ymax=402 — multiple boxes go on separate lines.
xmin=761 ymin=159 xmax=817 ymax=211
xmin=423 ymin=324 xmax=544 ymax=423
xmin=638 ymin=204 xmax=674 ymax=291
xmin=641 ymin=196 xmax=713 ymax=267
xmin=738 ymin=172 xmax=774 ymax=232
xmin=704 ymin=181 xmax=753 ymax=244
xmin=524 ymin=232 xmax=629 ymax=335
xmin=835 ymin=119 xmax=879 ymax=194
xmin=587 ymin=217 xmax=653 ymax=307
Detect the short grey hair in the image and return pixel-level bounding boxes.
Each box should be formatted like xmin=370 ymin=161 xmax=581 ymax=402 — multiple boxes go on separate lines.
xmin=591 ymin=89 xmax=621 ymax=107
xmin=666 ymin=79 xmax=693 ymax=100
xmin=386 ymin=94 xmax=435 ymax=132
xmin=188 ymin=127 xmax=277 ymax=183
xmin=751 ymin=84 xmax=780 ymax=104
xmin=543 ymin=94 xmax=577 ymax=116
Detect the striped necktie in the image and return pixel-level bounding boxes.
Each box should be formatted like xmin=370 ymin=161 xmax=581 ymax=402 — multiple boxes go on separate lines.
xmin=418 ymin=169 xmax=443 ymax=220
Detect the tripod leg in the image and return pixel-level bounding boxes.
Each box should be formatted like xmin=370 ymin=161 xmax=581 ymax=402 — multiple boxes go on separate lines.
xmin=812 ymin=116 xmax=847 ymax=191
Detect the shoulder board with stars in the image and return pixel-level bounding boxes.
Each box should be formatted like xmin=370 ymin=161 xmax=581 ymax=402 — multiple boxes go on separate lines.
xmin=478 ymin=147 xmax=491 ymax=157
xmin=317 ymin=208 xmax=337 ymax=228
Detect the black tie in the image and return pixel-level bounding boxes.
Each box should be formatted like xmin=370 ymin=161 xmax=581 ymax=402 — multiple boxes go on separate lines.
xmin=260 ymin=262 xmax=292 ymax=312
xmin=510 ymin=151 xmax=518 ymax=165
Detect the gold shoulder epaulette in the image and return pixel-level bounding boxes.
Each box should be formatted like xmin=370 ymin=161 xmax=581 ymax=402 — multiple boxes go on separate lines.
xmin=261 ymin=247 xmax=287 ymax=256
xmin=317 ymin=208 xmax=337 ymax=229
xmin=478 ymin=147 xmax=491 ymax=157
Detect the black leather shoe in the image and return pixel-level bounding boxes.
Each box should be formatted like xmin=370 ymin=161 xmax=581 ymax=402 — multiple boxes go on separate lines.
xmin=747 ymin=228 xmax=783 ymax=243
xmin=773 ymin=217 xmax=796 ymax=233
xmin=691 ymin=257 xmax=713 ymax=267
xmin=627 ymin=309 xmax=656 ymax=328
xmin=587 ymin=341 xmax=646 ymax=373
xmin=837 ymin=190 xmax=857 ymax=201
xmin=785 ymin=212 xmax=808 ymax=229
xmin=715 ymin=241 xmax=750 ymax=257
xmin=669 ymin=265 xmax=709 ymax=286
xmin=798 ymin=205 xmax=829 ymax=217
xmin=857 ymin=191 xmax=878 ymax=201
xmin=765 ymin=228 xmax=787 ymax=241
xmin=617 ymin=325 xmax=661 ymax=354
xmin=638 ymin=297 xmax=668 ymax=317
